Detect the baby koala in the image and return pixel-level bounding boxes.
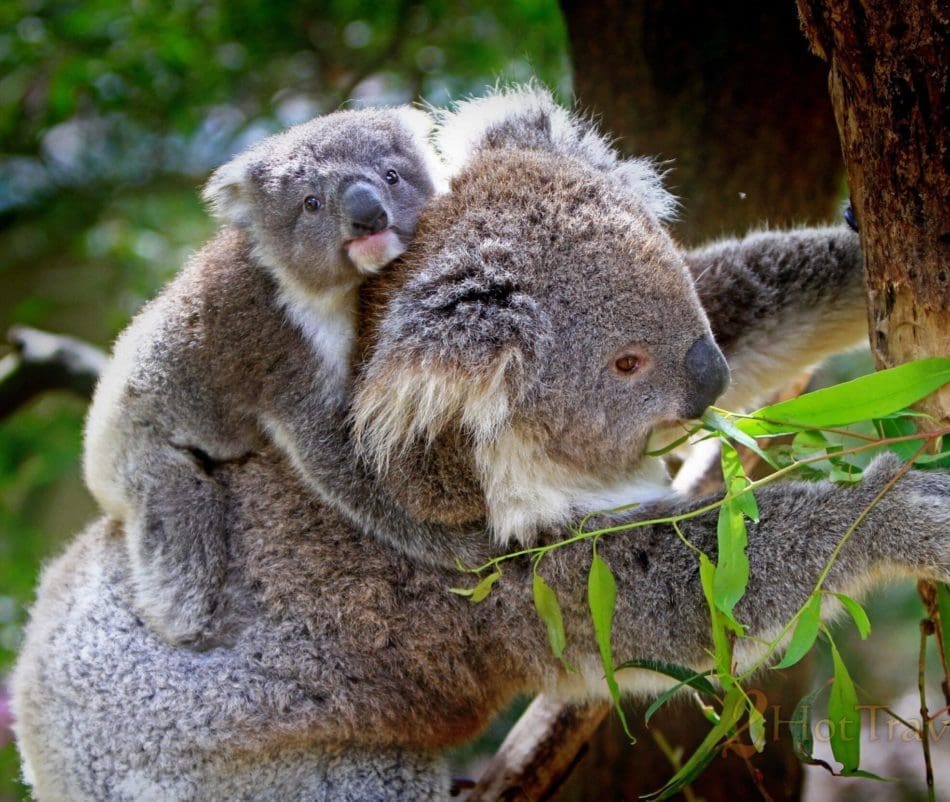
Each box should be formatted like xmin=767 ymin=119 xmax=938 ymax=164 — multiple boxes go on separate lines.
xmin=84 ymin=106 xmax=442 ymax=647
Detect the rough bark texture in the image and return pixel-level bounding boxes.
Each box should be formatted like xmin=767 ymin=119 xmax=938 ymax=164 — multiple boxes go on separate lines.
xmin=798 ymin=0 xmax=950 ymax=421
xmin=560 ymin=0 xmax=842 ymax=245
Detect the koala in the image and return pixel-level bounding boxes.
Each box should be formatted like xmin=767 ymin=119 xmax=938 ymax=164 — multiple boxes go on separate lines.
xmin=14 ymin=87 xmax=945 ymax=801
xmin=83 ymin=106 xmax=444 ymax=646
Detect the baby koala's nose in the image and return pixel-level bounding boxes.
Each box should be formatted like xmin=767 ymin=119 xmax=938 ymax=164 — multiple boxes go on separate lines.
xmin=343 ymin=183 xmax=389 ymax=236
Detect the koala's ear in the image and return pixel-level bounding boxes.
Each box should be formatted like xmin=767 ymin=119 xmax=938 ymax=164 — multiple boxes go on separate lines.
xmin=392 ymin=106 xmax=449 ymax=194
xmin=352 ymin=240 xmax=544 ymax=471
xmin=435 ymin=83 xmax=676 ymax=221
xmin=201 ymin=150 xmax=258 ymax=226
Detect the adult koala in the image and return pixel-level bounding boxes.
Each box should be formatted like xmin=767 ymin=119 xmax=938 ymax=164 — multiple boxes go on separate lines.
xmin=13 ymin=88 xmax=950 ymax=801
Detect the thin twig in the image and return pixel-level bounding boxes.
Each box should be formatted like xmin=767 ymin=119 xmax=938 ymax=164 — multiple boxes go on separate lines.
xmin=919 ymin=618 xmax=936 ymax=802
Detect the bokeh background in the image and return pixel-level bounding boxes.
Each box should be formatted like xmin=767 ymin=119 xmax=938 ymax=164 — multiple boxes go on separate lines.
xmin=0 ymin=2 xmax=942 ymax=800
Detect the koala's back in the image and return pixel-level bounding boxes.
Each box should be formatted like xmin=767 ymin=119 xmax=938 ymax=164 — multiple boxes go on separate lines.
xmin=13 ymin=450 xmax=525 ymax=800
xmin=11 ymin=513 xmax=452 ymax=801
xmin=83 ymin=228 xmax=303 ymax=515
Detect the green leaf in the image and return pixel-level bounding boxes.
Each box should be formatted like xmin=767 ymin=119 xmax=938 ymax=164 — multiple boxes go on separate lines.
xmin=702 ymin=410 xmax=777 ymax=467
xmin=533 ymin=572 xmax=573 ymax=671
xmin=875 ymin=416 xmax=925 ymax=461
xmin=775 ymin=594 xmax=822 ymax=669
xmin=828 ymin=638 xmax=861 ymax=774
xmin=721 ymin=441 xmax=759 ymax=521
xmin=937 ymin=584 xmax=950 ymax=671
xmin=748 ymin=704 xmax=766 ymax=753
xmin=712 ymin=500 xmax=749 ymax=619
xmin=648 ymin=689 xmax=745 ymax=800
xmin=832 ymin=593 xmax=871 ymax=640
xmin=789 ymin=684 xmax=827 ymax=763
xmin=699 ymin=554 xmax=734 ymax=685
xmin=588 ymin=551 xmax=634 ymax=741
xmin=449 ymin=569 xmax=501 ymax=602
xmin=739 ymin=358 xmax=950 ymax=437
xmin=615 ymin=659 xmax=716 ymax=696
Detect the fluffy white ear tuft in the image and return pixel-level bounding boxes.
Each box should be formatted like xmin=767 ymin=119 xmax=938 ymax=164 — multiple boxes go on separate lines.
xmin=394 ymin=106 xmax=449 ymax=194
xmin=434 ymin=83 xmax=676 ymax=221
xmin=201 ymin=150 xmax=257 ymax=226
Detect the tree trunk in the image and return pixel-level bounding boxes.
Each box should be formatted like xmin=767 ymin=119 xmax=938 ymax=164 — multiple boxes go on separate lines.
xmin=560 ymin=0 xmax=842 ymax=245
xmin=797 ymin=0 xmax=950 ymax=419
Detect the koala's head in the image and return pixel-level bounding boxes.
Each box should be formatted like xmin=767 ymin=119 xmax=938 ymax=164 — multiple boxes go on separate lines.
xmin=203 ymin=107 xmax=443 ymax=294
xmin=354 ymin=87 xmax=729 ymax=545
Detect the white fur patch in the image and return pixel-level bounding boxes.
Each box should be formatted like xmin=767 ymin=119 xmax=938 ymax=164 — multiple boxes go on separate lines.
xmin=476 ymin=428 xmax=673 ymax=546
xmin=353 ymin=355 xmax=513 ymax=474
xmin=434 ymin=84 xmax=677 ymax=222
xmin=395 ymin=105 xmax=450 ymax=194
xmin=202 ymin=150 xmax=257 ymax=226
xmin=83 ymin=299 xmax=168 ymax=519
xmin=272 ymin=269 xmax=359 ymax=384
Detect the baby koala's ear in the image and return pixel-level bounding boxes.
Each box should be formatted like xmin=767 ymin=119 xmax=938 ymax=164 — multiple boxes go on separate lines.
xmin=352 ymin=239 xmax=545 ymax=473
xmin=202 ymin=150 xmax=258 ymax=226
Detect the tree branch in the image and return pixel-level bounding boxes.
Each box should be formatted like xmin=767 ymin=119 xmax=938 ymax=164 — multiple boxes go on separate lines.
xmin=0 ymin=326 xmax=106 ymax=419
xmin=467 ymin=697 xmax=610 ymax=802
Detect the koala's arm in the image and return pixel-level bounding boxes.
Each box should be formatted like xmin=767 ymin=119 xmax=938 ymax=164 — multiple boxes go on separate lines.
xmin=263 ymin=394 xmax=490 ymax=568
xmin=534 ymin=455 xmax=950 ymax=680
xmin=685 ymin=227 xmax=867 ymax=410
xmin=83 ymin=306 xmax=238 ymax=647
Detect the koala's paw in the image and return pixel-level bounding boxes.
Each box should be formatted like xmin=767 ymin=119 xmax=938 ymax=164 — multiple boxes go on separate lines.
xmin=132 ymin=563 xmax=220 ymax=648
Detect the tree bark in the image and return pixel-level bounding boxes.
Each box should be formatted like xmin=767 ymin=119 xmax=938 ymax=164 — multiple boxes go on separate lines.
xmin=797 ymin=0 xmax=950 ymax=419
xmin=559 ymin=0 xmax=842 ymax=245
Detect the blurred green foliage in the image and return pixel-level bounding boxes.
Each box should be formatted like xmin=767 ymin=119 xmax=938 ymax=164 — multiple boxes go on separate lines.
xmin=0 ymin=2 xmax=568 ymax=797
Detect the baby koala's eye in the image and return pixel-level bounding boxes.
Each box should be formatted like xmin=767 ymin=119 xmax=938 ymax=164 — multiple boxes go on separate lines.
xmin=303 ymin=196 xmax=322 ymax=213
xmin=384 ymin=169 xmax=400 ymax=186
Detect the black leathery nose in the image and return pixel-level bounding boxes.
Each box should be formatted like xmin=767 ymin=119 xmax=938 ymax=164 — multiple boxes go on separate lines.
xmin=682 ymin=336 xmax=730 ymax=419
xmin=343 ymin=183 xmax=389 ymax=236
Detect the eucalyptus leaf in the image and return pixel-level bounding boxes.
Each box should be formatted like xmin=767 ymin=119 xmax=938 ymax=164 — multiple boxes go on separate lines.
xmin=712 ymin=500 xmax=749 ymax=618
xmin=775 ymin=593 xmax=822 ymax=669
xmin=739 ymin=358 xmax=950 ymax=437
xmin=615 ymin=659 xmax=716 ymax=696
xmin=647 ymin=689 xmax=744 ymax=800
xmin=449 ymin=569 xmax=501 ymax=602
xmin=699 ymin=554 xmax=734 ymax=684
xmin=702 ymin=410 xmax=776 ymax=466
xmin=789 ymin=684 xmax=827 ymax=763
xmin=533 ymin=572 xmax=573 ymax=671
xmin=748 ymin=705 xmax=766 ymax=752
xmin=832 ymin=593 xmax=871 ymax=640
xmin=588 ymin=551 xmax=634 ymax=740
xmin=828 ymin=639 xmax=861 ymax=774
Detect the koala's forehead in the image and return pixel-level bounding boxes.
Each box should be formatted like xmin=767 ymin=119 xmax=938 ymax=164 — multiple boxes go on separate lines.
xmin=435 ymin=149 xmax=685 ymax=282
xmin=249 ymin=110 xmax=418 ymax=185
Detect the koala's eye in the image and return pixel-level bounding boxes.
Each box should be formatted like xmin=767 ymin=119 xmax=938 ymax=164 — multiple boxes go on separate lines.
xmin=614 ymin=354 xmax=642 ymax=374
xmin=384 ymin=169 xmax=400 ymax=185
xmin=303 ymin=196 xmax=322 ymax=213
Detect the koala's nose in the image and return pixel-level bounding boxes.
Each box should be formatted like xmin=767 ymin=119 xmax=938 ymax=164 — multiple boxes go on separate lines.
xmin=681 ymin=336 xmax=730 ymax=419
xmin=343 ymin=183 xmax=389 ymax=236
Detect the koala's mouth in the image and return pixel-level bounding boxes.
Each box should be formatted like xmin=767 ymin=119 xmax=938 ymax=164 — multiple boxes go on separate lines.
xmin=344 ymin=228 xmax=406 ymax=275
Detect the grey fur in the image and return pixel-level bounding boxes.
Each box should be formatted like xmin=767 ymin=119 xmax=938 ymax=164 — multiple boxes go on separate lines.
xmin=83 ymin=107 xmax=442 ymax=646
xmin=14 ymin=87 xmax=946 ymax=800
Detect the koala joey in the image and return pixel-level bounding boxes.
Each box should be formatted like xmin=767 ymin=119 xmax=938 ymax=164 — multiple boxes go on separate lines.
xmin=16 ymin=87 xmax=945 ymax=801
xmin=83 ymin=105 xmax=444 ymax=646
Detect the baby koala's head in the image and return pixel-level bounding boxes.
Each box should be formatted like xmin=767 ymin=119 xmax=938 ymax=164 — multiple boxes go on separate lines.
xmin=203 ymin=107 xmax=443 ymax=294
